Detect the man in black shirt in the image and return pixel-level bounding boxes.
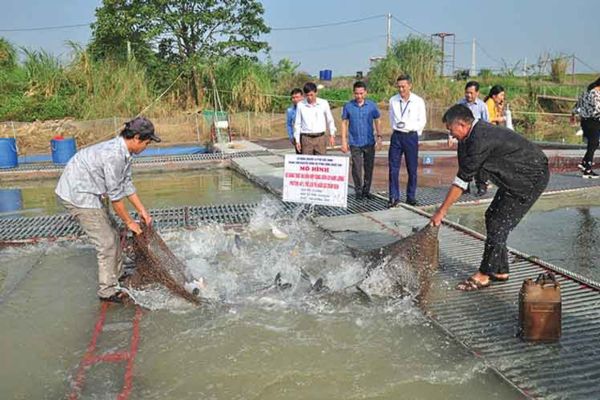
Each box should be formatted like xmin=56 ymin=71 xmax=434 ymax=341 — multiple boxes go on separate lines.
xmin=431 ymin=105 xmax=549 ymax=291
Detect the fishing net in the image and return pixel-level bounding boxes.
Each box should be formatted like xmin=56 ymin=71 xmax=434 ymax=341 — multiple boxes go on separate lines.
xmin=357 ymin=224 xmax=440 ymax=304
xmin=125 ymin=223 xmax=201 ymax=305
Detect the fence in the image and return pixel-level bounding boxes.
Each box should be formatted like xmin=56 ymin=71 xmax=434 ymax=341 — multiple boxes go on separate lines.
xmin=0 ymin=103 xmax=585 ymax=156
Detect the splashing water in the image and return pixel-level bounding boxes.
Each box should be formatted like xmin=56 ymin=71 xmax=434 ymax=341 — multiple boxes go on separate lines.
xmin=129 ymin=197 xmax=418 ymax=316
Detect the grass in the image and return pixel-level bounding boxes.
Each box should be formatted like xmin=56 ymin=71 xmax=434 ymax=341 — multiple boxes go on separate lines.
xmin=0 ymin=33 xmax=597 ymax=145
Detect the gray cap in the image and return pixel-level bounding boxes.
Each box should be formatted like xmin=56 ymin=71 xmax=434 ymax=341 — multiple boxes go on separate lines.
xmin=125 ymin=117 xmax=161 ymax=142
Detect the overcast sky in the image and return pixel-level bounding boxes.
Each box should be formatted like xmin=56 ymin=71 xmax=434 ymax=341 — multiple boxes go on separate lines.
xmin=1 ymin=0 xmax=598 ymax=78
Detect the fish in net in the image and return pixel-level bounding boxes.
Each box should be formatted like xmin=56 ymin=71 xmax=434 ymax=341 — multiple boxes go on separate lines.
xmin=124 ymin=223 xmax=201 ymax=305
xmin=355 ymin=224 xmax=440 ymax=304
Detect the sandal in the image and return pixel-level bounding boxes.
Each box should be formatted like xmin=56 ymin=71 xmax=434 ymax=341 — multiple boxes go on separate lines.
xmin=456 ymin=277 xmax=491 ymax=292
xmin=489 ymin=274 xmax=509 ymax=282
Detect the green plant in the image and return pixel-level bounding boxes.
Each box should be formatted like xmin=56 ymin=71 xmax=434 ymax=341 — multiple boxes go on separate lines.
xmin=550 ymin=55 xmax=570 ymax=83
xmin=368 ymin=36 xmax=443 ymax=98
xmin=0 ymin=37 xmax=17 ymax=70
xmin=22 ymin=48 xmax=67 ymax=97
xmin=478 ymin=69 xmax=493 ymax=79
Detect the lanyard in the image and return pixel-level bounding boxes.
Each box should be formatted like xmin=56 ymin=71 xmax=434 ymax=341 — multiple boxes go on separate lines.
xmin=399 ymin=100 xmax=410 ymax=119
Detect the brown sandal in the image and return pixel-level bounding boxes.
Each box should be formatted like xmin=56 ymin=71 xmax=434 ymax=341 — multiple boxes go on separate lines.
xmin=456 ymin=277 xmax=491 ymax=292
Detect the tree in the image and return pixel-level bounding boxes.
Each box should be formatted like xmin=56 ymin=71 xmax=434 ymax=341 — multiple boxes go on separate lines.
xmin=89 ymin=0 xmax=270 ymax=104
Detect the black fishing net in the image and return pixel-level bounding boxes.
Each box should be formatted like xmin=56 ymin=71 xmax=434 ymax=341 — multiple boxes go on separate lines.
xmin=125 ymin=223 xmax=200 ymax=305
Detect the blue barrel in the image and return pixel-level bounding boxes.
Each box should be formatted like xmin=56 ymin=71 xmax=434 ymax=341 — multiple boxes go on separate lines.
xmin=0 ymin=189 xmax=22 ymax=213
xmin=319 ymin=70 xmax=325 ymax=80
xmin=0 ymin=138 xmax=18 ymax=169
xmin=323 ymin=69 xmax=333 ymax=81
xmin=51 ymin=137 xmax=77 ymax=165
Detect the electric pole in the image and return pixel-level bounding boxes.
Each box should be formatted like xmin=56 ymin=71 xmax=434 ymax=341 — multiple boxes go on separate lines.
xmin=386 ymin=13 xmax=392 ymax=53
xmin=470 ymin=38 xmax=476 ymax=77
xmin=431 ymin=32 xmax=455 ymax=77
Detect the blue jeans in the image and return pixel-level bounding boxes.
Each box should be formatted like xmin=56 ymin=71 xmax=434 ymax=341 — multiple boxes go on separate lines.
xmin=388 ymin=131 xmax=418 ymax=201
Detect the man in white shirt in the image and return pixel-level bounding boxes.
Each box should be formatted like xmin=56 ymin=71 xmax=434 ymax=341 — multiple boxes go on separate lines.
xmin=56 ymin=117 xmax=160 ymax=303
xmin=293 ymin=82 xmax=336 ymax=155
xmin=388 ymin=74 xmax=427 ymax=207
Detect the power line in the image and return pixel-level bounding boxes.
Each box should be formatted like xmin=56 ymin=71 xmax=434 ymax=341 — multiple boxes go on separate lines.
xmin=271 ymin=35 xmax=386 ymax=54
xmin=390 ymin=16 xmax=427 ymax=37
xmin=574 ymin=56 xmax=598 ymax=72
xmin=271 ymin=15 xmax=385 ymax=31
xmin=475 ymin=41 xmax=502 ymax=66
xmin=0 ymin=23 xmax=91 ymax=32
xmin=0 ymin=15 xmax=386 ymax=34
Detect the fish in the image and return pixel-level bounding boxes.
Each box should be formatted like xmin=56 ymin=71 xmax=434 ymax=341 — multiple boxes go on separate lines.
xmin=125 ymin=223 xmax=202 ymax=305
xmin=354 ymin=224 xmax=440 ymax=303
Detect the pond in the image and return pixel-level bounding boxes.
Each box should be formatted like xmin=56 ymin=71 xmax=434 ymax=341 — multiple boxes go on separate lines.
xmin=0 ymin=168 xmax=266 ymax=218
xmin=443 ymin=188 xmax=600 ymax=281
xmin=0 ymin=199 xmax=522 ymax=400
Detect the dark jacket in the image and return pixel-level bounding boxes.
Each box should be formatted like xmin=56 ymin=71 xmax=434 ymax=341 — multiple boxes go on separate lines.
xmin=457 ymin=121 xmax=548 ymax=198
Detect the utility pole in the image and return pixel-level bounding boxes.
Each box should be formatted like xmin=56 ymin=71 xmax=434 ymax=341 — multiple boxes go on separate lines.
xmin=572 ymin=54 xmax=576 ymax=83
xmin=431 ymin=32 xmax=455 ymax=77
xmin=386 ymin=13 xmax=392 ymax=53
xmin=470 ymin=38 xmax=476 ymax=77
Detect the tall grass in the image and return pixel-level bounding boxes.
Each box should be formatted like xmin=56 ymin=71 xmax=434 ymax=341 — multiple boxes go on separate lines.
xmin=368 ymin=36 xmax=443 ymax=98
xmin=210 ymin=58 xmax=273 ymax=112
xmin=22 ymin=48 xmax=67 ymax=97
xmin=0 ymin=38 xmax=17 ymax=69
xmin=550 ymin=56 xmax=570 ymax=83
xmin=59 ymin=44 xmax=163 ymax=119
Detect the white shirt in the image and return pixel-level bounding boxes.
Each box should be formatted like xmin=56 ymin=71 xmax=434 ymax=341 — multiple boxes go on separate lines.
xmin=389 ymin=92 xmax=427 ymax=135
xmin=293 ymin=98 xmax=337 ymax=143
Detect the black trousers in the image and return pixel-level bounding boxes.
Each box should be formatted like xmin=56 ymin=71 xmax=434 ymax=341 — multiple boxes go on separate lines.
xmin=581 ymin=118 xmax=600 ymax=165
xmin=479 ymin=167 xmax=549 ymax=275
xmin=350 ymin=144 xmax=375 ymax=195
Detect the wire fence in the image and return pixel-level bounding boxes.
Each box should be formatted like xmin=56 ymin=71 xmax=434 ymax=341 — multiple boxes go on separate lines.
xmin=0 ymin=102 xmax=586 ymax=156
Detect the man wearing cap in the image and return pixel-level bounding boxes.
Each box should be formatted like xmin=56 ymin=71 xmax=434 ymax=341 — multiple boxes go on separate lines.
xmin=55 ymin=117 xmax=161 ymax=303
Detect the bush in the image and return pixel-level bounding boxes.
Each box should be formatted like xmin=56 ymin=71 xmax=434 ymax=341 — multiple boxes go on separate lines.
xmin=550 ymin=56 xmax=570 ymax=83
xmin=368 ymin=36 xmax=443 ymax=98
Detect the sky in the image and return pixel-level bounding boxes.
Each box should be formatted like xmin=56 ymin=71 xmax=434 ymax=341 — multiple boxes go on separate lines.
xmin=0 ymin=0 xmax=598 ymax=78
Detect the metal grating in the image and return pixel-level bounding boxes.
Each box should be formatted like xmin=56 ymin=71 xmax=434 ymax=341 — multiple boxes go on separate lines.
xmin=378 ymin=172 xmax=600 ymax=208
xmin=379 ymin=208 xmax=600 ymax=400
xmin=429 ymin=225 xmax=600 ymax=400
xmin=0 ymin=203 xmax=264 ymax=243
xmin=0 ymin=195 xmax=390 ymax=243
xmin=0 ymin=150 xmax=274 ymax=174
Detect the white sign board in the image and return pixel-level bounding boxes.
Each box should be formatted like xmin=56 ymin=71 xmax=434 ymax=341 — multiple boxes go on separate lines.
xmin=283 ymin=154 xmax=349 ymax=207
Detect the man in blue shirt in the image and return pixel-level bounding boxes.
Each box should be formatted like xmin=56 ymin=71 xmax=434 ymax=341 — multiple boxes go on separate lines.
xmin=286 ymin=88 xmax=304 ymax=154
xmin=341 ymin=81 xmax=382 ymax=200
xmin=457 ymin=81 xmax=489 ymax=121
xmin=456 ymin=80 xmax=490 ymax=196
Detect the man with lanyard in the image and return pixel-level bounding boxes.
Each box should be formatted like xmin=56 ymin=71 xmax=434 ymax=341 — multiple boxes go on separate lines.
xmin=341 ymin=81 xmax=382 ymax=200
xmin=456 ymin=80 xmax=490 ymax=196
xmin=55 ymin=117 xmax=161 ymax=303
xmin=286 ymin=88 xmax=304 ymax=154
xmin=431 ymin=105 xmax=549 ymax=291
xmin=388 ymin=74 xmax=427 ymax=207
xmin=293 ymin=82 xmax=336 ymax=155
